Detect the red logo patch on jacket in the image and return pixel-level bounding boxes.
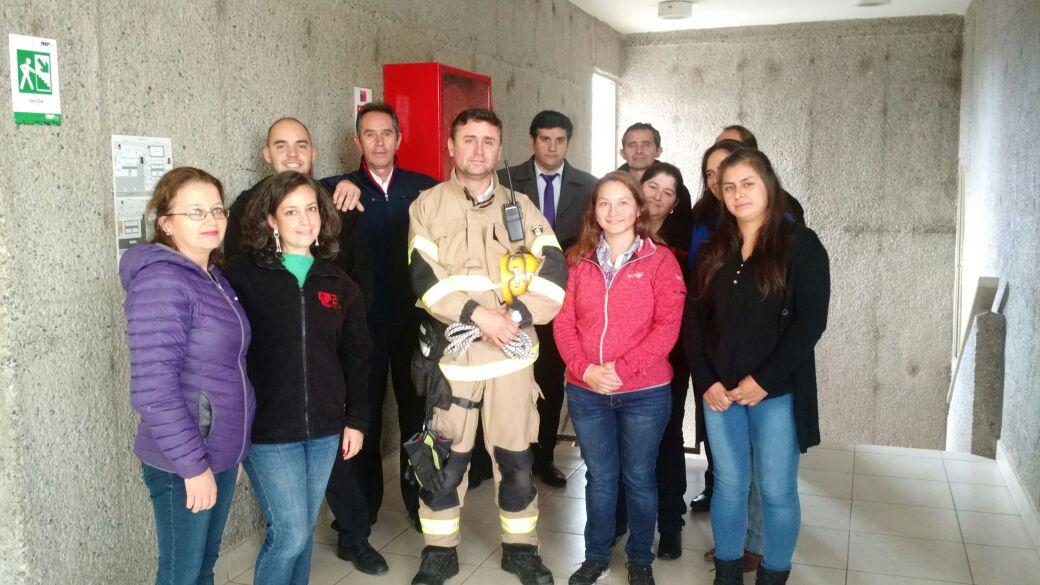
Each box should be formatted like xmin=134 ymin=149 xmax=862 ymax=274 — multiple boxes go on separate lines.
xmin=317 ymin=291 xmax=341 ymax=309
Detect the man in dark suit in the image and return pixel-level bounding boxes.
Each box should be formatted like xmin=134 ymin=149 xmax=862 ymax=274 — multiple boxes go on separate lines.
xmin=499 ymin=110 xmax=595 ymax=487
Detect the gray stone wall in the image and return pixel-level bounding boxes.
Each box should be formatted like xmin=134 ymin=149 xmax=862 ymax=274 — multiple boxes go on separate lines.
xmin=958 ymin=0 xmax=1040 ymax=511
xmin=0 ymin=1 xmax=621 ymax=584
xmin=619 ymin=16 xmax=962 ymax=448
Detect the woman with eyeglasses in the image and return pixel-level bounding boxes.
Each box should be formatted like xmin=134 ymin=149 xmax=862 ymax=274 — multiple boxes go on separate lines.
xmin=120 ymin=167 xmax=255 ymax=585
xmin=223 ymin=171 xmax=371 ymax=585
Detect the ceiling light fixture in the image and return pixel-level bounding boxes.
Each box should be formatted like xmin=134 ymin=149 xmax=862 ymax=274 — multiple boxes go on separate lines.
xmin=658 ymin=0 xmax=695 ymax=20
xmin=854 ymin=0 xmax=892 ymax=6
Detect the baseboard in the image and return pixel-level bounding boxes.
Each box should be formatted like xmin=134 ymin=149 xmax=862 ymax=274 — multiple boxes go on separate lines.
xmin=996 ymin=440 xmax=1040 ymax=555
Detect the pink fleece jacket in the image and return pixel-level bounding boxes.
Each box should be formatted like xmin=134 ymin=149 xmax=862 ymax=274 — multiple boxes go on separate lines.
xmin=553 ymin=239 xmax=686 ymax=393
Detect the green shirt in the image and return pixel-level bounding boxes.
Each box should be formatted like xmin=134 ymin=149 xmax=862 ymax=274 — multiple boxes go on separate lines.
xmin=280 ymin=253 xmax=314 ymax=288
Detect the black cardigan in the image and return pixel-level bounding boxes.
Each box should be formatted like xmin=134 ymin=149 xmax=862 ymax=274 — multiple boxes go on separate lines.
xmin=224 ymin=254 xmax=372 ymax=444
xmin=684 ymin=224 xmax=830 ymax=452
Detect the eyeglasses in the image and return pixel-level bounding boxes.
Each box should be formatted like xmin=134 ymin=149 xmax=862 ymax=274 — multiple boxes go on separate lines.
xmin=166 ymin=207 xmax=230 ymax=221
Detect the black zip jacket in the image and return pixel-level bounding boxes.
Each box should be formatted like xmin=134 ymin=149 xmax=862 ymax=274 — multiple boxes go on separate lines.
xmin=321 ymin=164 xmax=437 ymax=324
xmin=225 ymin=177 xmax=374 ymax=308
xmin=224 ymin=254 xmax=372 ymax=444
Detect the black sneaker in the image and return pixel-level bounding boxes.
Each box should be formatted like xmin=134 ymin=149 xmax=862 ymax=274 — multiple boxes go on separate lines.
xmin=626 ymin=562 xmax=655 ymax=585
xmin=337 ymin=539 xmax=389 ymax=575
xmin=656 ymin=529 xmax=682 ymax=560
xmin=569 ymin=559 xmax=611 ymax=584
xmin=411 ymin=545 xmax=459 ymax=585
xmin=501 ymin=543 xmax=554 ymax=585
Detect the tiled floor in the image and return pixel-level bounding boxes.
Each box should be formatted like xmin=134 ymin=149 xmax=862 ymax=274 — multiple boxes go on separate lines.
xmin=217 ymin=443 xmax=1040 ymax=584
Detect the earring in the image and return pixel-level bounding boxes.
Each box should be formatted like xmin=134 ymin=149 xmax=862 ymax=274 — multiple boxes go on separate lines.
xmin=273 ymin=228 xmax=282 ymax=254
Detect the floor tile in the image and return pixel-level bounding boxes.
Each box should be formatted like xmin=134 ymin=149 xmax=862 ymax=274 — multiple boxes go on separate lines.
xmin=383 ymin=517 xmax=500 ymax=565
xmin=850 ymin=500 xmax=961 ymax=541
xmin=800 ymin=494 xmax=852 ymax=531
xmin=965 ymin=543 xmax=1040 ymax=585
xmin=852 ymin=474 xmax=954 ymax=509
xmin=785 ymin=564 xmax=847 ymax=585
xmin=228 ymin=531 xmax=265 ymax=582
xmin=801 ymin=448 xmax=855 ymax=473
xmin=680 ymin=512 xmax=715 ymax=552
xmin=944 ymin=458 xmax=1006 ymax=486
xmin=557 ymin=466 xmax=588 ymax=499
xmin=535 ymin=495 xmax=588 ymax=535
xmin=642 ymin=552 xmax=719 ymax=585
xmin=369 ymin=509 xmax=415 ymax=550
xmin=554 ymin=445 xmax=586 ymax=470
xmin=949 ymin=483 xmax=1021 ymax=515
xmin=381 ymin=476 xmax=409 ymax=514
xmin=847 ymin=532 xmax=971 ymax=583
xmin=847 ymin=572 xmax=965 ymax=585
xmin=798 ymin=469 xmax=853 ymax=499
xmin=792 ymin=526 xmax=849 ymax=569
xmin=854 ymin=452 xmax=948 ymax=482
xmin=332 ymin=552 xmax=478 ymax=585
xmin=856 ymin=444 xmax=943 ymax=459
xmin=958 ymin=510 xmax=1035 ymax=549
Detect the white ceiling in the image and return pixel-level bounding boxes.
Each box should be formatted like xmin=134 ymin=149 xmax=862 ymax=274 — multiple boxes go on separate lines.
xmin=568 ymin=0 xmax=970 ymax=34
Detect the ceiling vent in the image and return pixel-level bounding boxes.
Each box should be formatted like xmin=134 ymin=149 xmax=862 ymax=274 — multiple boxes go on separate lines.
xmin=658 ymin=0 xmax=694 ymax=20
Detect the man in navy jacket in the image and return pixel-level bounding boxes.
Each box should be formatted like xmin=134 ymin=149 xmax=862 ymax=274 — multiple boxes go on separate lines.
xmin=322 ymin=103 xmax=437 ymax=575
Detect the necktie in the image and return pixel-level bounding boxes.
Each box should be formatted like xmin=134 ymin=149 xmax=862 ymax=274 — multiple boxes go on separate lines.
xmin=540 ymin=173 xmax=559 ymax=227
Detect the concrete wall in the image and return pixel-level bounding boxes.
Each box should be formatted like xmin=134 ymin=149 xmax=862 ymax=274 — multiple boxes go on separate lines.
xmin=619 ymin=16 xmax=962 ymax=448
xmin=958 ymin=0 xmax=1040 ymax=512
xmin=0 ymin=1 xmax=621 ymax=584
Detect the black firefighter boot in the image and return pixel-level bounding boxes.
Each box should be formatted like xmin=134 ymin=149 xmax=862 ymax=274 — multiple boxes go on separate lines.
xmin=501 ymin=543 xmax=555 ymax=585
xmin=713 ymin=556 xmax=744 ymax=585
xmin=411 ymin=546 xmax=460 ymax=585
xmin=755 ymin=565 xmax=791 ymax=585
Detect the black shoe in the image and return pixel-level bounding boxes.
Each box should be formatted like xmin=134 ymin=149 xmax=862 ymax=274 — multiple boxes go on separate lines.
xmin=501 ymin=543 xmax=554 ymax=585
xmin=755 ymin=565 xmax=790 ymax=585
xmin=626 ymin=562 xmax=655 ymax=585
xmin=330 ymin=519 xmax=341 ymax=532
xmin=689 ymin=491 xmax=711 ymax=513
xmin=535 ymin=462 xmax=568 ymax=487
xmin=712 ymin=556 xmax=744 ymax=585
xmin=610 ymin=524 xmax=628 ymax=549
xmin=468 ymin=472 xmax=486 ymax=489
xmin=569 ymin=559 xmax=611 ymax=584
xmin=409 ymin=513 xmax=422 ymax=533
xmin=411 ymin=546 xmax=459 ymax=585
xmin=337 ymin=539 xmax=389 ymax=575
xmin=656 ymin=529 xmax=682 ymax=560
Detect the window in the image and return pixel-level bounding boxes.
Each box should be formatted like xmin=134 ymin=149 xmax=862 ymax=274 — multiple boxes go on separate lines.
xmin=591 ymin=72 xmax=617 ymax=177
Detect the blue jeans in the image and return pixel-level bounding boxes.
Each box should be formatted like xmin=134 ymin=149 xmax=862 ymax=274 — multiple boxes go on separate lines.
xmin=245 ymin=434 xmax=340 ymax=585
xmin=704 ymin=393 xmax=800 ymax=571
xmin=142 ymin=463 xmax=238 ymax=585
xmin=567 ymin=384 xmax=671 ymax=565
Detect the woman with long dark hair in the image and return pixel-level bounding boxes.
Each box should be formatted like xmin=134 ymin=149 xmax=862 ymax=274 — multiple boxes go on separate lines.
xmin=224 ymin=171 xmax=371 ymax=585
xmin=555 ymin=171 xmax=686 ymax=585
xmin=685 ymin=149 xmax=830 ymax=585
xmin=120 ymin=167 xmax=254 ymax=585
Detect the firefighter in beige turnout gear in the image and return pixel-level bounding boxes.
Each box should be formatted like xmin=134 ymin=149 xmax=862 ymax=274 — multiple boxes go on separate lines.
xmin=407 ymin=109 xmax=566 ymax=585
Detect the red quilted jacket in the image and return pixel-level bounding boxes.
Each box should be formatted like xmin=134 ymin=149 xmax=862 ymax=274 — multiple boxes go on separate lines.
xmin=553 ymin=238 xmax=686 ymax=393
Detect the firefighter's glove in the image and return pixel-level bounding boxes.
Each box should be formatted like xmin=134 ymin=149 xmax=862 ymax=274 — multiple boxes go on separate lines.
xmin=404 ymin=428 xmax=453 ymax=493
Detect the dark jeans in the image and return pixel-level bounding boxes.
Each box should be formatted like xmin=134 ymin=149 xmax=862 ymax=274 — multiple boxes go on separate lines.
xmin=327 ymin=319 xmax=424 ymax=545
xmin=568 ymin=384 xmax=671 ymax=565
xmin=532 ymin=322 xmax=566 ymax=466
xmin=246 ymin=435 xmax=339 ymax=585
xmin=142 ymin=463 xmax=238 ymax=585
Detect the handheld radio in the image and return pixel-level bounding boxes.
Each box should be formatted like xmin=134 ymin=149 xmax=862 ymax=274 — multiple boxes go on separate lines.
xmin=501 ymin=159 xmax=525 ymax=242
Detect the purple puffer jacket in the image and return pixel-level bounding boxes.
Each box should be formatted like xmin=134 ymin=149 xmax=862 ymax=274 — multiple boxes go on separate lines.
xmin=120 ymin=244 xmax=255 ymax=478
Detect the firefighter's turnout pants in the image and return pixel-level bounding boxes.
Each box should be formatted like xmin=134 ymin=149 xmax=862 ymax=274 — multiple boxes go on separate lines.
xmin=407 ymin=172 xmax=567 ymax=547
